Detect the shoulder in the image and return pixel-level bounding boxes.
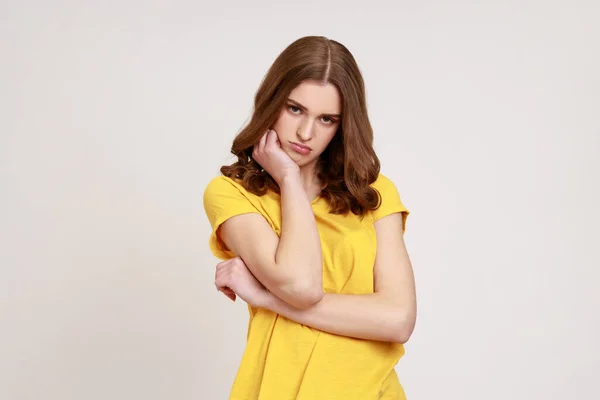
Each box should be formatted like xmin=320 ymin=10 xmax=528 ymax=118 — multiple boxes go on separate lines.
xmin=370 ymin=173 xmax=399 ymax=197
xmin=203 ymin=175 xmax=256 ymax=210
xmin=204 ymin=175 xmax=250 ymax=200
xmin=205 ymin=174 xmax=242 ymax=192
xmin=369 ymin=172 xmax=409 ymax=225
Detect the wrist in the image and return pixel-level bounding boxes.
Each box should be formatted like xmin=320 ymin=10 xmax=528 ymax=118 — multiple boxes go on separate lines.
xmin=259 ymin=290 xmax=277 ymax=311
xmin=278 ymin=170 xmax=302 ymax=187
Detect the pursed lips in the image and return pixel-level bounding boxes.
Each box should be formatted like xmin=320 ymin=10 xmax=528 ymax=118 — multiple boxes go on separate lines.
xmin=290 ymin=141 xmax=312 ymax=151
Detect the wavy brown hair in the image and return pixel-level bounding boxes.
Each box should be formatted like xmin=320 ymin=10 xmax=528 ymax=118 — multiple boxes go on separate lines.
xmin=220 ymin=36 xmax=382 ymax=216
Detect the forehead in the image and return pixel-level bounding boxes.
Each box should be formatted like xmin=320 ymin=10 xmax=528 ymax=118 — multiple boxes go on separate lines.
xmin=288 ymin=80 xmax=342 ymax=114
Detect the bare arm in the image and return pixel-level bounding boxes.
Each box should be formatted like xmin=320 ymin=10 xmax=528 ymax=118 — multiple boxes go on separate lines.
xmin=262 ymin=212 xmax=417 ymax=343
xmin=218 ymin=131 xmax=323 ymax=309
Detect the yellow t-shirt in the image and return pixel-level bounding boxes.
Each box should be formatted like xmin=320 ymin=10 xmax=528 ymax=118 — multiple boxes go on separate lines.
xmin=203 ymin=173 xmax=410 ymax=400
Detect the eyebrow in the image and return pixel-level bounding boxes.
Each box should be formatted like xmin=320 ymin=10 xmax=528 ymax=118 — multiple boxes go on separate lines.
xmin=287 ymin=98 xmax=342 ymax=118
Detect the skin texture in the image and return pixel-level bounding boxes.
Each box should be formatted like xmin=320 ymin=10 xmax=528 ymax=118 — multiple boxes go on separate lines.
xmin=213 ymin=80 xmax=417 ymax=342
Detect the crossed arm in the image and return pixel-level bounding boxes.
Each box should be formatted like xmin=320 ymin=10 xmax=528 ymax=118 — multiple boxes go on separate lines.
xmin=264 ymin=212 xmax=417 ymax=343
xmin=219 ymin=174 xmax=324 ymax=309
xmin=219 ymin=205 xmax=417 ymax=344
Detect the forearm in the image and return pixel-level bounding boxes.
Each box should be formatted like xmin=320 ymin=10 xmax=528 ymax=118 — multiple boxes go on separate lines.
xmin=274 ymin=173 xmax=323 ymax=298
xmin=264 ymin=291 xmax=413 ymax=343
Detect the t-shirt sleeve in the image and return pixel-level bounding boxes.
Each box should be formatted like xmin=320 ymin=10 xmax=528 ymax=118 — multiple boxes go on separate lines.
xmin=203 ymin=176 xmax=261 ymax=260
xmin=371 ymin=173 xmax=410 ymax=231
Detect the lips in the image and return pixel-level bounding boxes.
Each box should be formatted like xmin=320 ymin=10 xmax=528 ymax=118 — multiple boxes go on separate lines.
xmin=289 ymin=141 xmax=312 ymax=155
xmin=290 ymin=142 xmax=311 ymax=151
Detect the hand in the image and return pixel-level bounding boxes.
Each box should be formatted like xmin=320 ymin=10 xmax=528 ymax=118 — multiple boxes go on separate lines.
xmin=252 ymin=129 xmax=299 ymax=184
xmin=215 ymin=256 xmax=272 ymax=309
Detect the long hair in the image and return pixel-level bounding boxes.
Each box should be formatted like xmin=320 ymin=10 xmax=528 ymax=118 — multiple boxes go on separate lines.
xmin=220 ymin=36 xmax=381 ymax=216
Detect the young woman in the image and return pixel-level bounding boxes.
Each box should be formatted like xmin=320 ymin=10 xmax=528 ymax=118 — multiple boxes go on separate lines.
xmin=203 ymin=36 xmax=416 ymax=399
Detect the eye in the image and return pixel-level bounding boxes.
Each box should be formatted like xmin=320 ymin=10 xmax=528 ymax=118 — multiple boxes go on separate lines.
xmin=321 ymin=116 xmax=336 ymax=124
xmin=289 ymin=105 xmax=301 ymax=114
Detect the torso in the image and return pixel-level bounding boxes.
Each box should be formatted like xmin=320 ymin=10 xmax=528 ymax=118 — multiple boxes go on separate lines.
xmin=215 ymin=176 xmax=407 ymax=399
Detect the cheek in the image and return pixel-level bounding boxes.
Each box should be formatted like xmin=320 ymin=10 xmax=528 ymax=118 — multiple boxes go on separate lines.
xmin=317 ymin=129 xmax=338 ymax=149
xmin=272 ymin=112 xmax=297 ymax=134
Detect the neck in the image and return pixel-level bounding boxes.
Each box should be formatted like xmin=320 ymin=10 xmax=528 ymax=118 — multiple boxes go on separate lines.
xmin=298 ymin=161 xmax=323 ymax=200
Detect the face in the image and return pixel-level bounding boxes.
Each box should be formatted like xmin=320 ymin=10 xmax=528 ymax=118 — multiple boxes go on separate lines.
xmin=271 ymin=80 xmax=342 ymax=168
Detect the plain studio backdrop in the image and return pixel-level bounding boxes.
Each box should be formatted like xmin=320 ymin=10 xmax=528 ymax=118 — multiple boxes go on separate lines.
xmin=1 ymin=1 xmax=599 ymax=399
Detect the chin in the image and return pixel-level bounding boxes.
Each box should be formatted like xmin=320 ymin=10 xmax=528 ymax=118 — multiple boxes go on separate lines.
xmin=284 ymin=147 xmax=316 ymax=167
xmin=297 ymin=158 xmax=316 ymax=168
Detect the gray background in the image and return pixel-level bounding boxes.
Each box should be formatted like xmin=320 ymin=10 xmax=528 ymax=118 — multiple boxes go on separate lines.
xmin=1 ymin=1 xmax=599 ymax=399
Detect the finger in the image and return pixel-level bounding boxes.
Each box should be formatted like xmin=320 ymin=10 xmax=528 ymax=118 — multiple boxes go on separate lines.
xmin=216 ymin=260 xmax=228 ymax=272
xmin=258 ymin=129 xmax=269 ymax=152
xmin=215 ymin=274 xmax=228 ymax=292
xmin=219 ymin=288 xmax=235 ymax=301
xmin=215 ymin=262 xmax=226 ymax=280
xmin=252 ymin=130 xmax=268 ymax=162
xmin=266 ymin=129 xmax=279 ymax=149
xmin=220 ymin=287 xmax=236 ymax=302
xmin=226 ymin=292 xmax=237 ymax=302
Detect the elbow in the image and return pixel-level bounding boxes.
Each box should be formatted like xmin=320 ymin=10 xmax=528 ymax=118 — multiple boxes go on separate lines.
xmin=297 ymin=288 xmax=324 ymax=309
xmin=394 ymin=329 xmax=413 ymax=344
xmin=280 ymin=280 xmax=324 ymax=309
xmin=391 ymin=310 xmax=416 ymax=344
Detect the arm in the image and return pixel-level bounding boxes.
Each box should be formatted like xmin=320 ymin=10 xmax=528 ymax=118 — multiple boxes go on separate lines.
xmin=219 ymin=173 xmax=323 ymax=309
xmin=263 ymin=212 xmax=417 ymax=343
xmin=209 ymin=130 xmax=323 ymax=309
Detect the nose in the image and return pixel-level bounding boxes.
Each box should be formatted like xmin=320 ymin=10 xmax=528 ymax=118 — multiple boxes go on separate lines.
xmin=296 ymin=119 xmax=315 ymax=142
